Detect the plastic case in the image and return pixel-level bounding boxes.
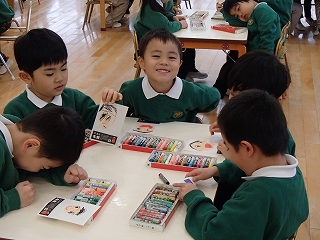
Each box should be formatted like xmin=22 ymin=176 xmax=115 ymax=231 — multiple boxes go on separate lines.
xmin=189 ymin=11 xmax=209 ymax=20
xmin=147 ymin=150 xmax=217 ymax=172
xmin=129 ymin=183 xmax=180 ymax=232
xmin=190 ymin=20 xmax=206 ymax=31
xmin=120 ymin=133 xmax=184 ymax=153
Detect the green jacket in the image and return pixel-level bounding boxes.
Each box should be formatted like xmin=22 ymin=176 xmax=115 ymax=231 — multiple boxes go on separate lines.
xmin=0 ymin=0 xmax=14 ymax=24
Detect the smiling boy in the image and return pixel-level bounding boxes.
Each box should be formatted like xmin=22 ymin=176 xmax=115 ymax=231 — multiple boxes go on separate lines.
xmin=116 ymin=28 xmax=220 ymax=123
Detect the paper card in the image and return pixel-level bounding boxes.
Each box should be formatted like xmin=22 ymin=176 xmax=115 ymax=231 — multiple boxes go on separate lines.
xmin=210 ymin=132 xmax=223 ymax=143
xmin=90 ymin=102 xmax=128 ymax=145
xmin=128 ymin=122 xmax=159 ymax=135
xmin=38 ymin=197 xmax=100 ymax=226
xmin=183 ymin=139 xmax=217 ymax=155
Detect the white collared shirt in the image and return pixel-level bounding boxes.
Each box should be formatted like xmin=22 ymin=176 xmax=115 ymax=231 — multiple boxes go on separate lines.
xmin=142 ymin=76 xmax=183 ymax=100
xmin=242 ymin=154 xmax=298 ymax=180
xmin=0 ymin=115 xmax=14 ymax=157
xmin=156 ymin=0 xmax=163 ymax=7
xmin=26 ymin=85 xmax=62 ymax=108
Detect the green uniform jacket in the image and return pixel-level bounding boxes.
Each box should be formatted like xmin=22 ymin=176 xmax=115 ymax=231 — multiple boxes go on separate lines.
xmin=0 ymin=114 xmax=74 ymax=218
xmin=183 ymin=157 xmax=309 ymax=240
xmin=118 ymin=77 xmax=220 ymax=123
xmin=134 ymin=0 xmax=181 ymax=40
xmin=0 ymin=0 xmax=14 ymax=24
xmin=3 ymin=88 xmax=99 ymax=130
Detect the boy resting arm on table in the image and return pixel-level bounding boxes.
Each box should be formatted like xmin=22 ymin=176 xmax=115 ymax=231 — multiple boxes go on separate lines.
xmin=0 ymin=106 xmax=88 ymax=218
xmin=173 ymin=89 xmax=309 ymax=240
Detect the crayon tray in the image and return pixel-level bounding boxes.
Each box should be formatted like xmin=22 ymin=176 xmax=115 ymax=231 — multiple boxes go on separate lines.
xmin=120 ymin=133 xmax=184 ymax=153
xmin=147 ymin=150 xmax=217 ymax=172
xmin=129 ymin=183 xmax=180 ymax=232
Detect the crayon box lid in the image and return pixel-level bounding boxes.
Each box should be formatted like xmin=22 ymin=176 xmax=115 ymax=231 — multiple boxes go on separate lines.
xmin=71 ymin=178 xmax=117 ymax=223
xmin=147 ymin=150 xmax=217 ymax=172
xmin=120 ymin=133 xmax=184 ymax=153
xmin=189 ymin=10 xmax=209 ymax=20
xmin=129 ymin=183 xmax=180 ymax=232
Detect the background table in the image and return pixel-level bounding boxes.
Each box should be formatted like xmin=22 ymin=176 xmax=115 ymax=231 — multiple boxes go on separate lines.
xmin=0 ymin=118 xmax=224 ymax=240
xmin=174 ymin=10 xmax=248 ymax=57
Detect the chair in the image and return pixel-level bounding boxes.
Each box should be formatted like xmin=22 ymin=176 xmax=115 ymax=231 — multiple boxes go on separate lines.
xmin=82 ymin=0 xmax=114 ymax=30
xmin=174 ymin=0 xmax=192 ymax=9
xmin=0 ymin=0 xmax=32 ymax=80
xmin=133 ymin=30 xmax=141 ymax=79
xmin=275 ymin=21 xmax=290 ymax=69
xmin=18 ymin=0 xmax=40 ymax=13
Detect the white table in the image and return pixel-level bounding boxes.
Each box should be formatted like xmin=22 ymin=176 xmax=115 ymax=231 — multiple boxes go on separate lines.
xmin=174 ymin=10 xmax=248 ymax=57
xmin=0 ymin=118 xmax=224 ymax=240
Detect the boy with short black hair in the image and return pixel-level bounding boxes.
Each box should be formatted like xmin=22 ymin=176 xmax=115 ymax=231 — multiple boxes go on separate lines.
xmin=116 ymin=28 xmax=220 ymax=123
xmin=174 ymin=89 xmax=309 ymax=239
xmin=3 ymin=28 xmax=108 ymax=129
xmin=0 ymin=106 xmax=88 ymax=218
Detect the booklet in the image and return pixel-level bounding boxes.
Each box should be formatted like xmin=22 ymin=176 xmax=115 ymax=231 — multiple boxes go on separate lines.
xmin=90 ymin=102 xmax=128 ymax=145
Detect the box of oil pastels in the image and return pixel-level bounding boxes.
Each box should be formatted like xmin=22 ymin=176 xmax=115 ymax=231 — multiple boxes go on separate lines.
xmin=147 ymin=150 xmax=217 ymax=172
xmin=129 ymin=183 xmax=180 ymax=232
xmin=120 ymin=133 xmax=184 ymax=153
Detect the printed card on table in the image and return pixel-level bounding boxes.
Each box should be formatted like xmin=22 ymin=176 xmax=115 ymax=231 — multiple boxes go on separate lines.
xmin=183 ymin=139 xmax=217 ymax=155
xmin=90 ymin=102 xmax=128 ymax=145
xmin=128 ymin=122 xmax=159 ymax=135
xmin=38 ymin=197 xmax=100 ymax=226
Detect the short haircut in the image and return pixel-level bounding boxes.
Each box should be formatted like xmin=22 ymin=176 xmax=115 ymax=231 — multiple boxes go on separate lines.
xmin=139 ymin=28 xmax=182 ymax=60
xmin=218 ymin=89 xmax=289 ymax=156
xmin=16 ymin=106 xmax=85 ymax=165
xmin=228 ymin=50 xmax=291 ymax=98
xmin=14 ymin=28 xmax=68 ymax=76
xmin=223 ymin=0 xmax=250 ymax=14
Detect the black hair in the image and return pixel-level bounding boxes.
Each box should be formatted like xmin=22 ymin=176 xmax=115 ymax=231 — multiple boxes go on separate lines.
xmin=218 ymin=89 xmax=289 ymax=156
xmin=139 ymin=0 xmax=167 ymax=19
xmin=16 ymin=106 xmax=85 ymax=165
xmin=14 ymin=28 xmax=68 ymax=76
xmin=228 ymin=50 xmax=291 ymax=98
xmin=139 ymin=28 xmax=182 ymax=59
xmin=223 ymin=0 xmax=250 ymax=14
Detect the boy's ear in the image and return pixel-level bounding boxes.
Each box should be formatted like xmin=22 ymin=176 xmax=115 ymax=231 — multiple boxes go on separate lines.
xmin=18 ymin=70 xmax=33 ymax=84
xmin=239 ymin=140 xmax=254 ymax=157
xmin=22 ymin=138 xmax=41 ymax=153
xmin=137 ymin=56 xmax=145 ymax=70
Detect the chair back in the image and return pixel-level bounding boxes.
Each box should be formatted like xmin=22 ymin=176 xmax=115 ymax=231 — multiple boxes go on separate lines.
xmin=133 ymin=30 xmax=141 ymax=79
xmin=275 ymin=21 xmax=290 ymax=68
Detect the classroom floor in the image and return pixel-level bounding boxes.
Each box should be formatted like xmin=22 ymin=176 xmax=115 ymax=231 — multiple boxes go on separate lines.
xmin=0 ymin=0 xmax=320 ymax=239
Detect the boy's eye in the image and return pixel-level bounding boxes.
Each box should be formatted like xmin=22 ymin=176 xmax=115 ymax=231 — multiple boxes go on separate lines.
xmin=152 ymin=55 xmax=160 ymax=58
xmin=61 ymin=68 xmax=67 ymax=72
xmin=169 ymin=56 xmax=177 ymax=60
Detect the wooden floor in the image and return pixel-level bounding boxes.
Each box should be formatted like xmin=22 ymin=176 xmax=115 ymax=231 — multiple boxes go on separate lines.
xmin=1 ymin=0 xmax=320 ymax=239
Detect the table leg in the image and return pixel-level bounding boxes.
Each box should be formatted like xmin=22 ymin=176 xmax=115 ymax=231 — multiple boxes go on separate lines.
xmin=100 ymin=0 xmax=106 ymax=31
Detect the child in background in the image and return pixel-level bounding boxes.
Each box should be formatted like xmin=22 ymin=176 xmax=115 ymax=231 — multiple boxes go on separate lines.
xmin=210 ymin=50 xmax=295 ymax=210
xmin=173 ymin=89 xmax=309 ymax=240
xmin=213 ymin=0 xmax=282 ymax=98
xmin=3 ymin=28 xmax=118 ymax=129
xmin=116 ymin=28 xmax=220 ymax=123
xmin=0 ymin=106 xmax=88 ymax=218
xmin=0 ymin=0 xmax=15 ymax=74
xmin=134 ymin=0 xmax=208 ymax=82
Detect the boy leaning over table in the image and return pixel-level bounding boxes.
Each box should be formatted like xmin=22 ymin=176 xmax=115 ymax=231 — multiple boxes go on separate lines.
xmin=174 ymin=89 xmax=309 ymax=240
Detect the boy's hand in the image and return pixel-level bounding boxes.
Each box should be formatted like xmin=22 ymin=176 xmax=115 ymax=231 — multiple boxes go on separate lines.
xmin=16 ymin=181 xmax=35 ymax=208
xmin=217 ymin=140 xmax=230 ymax=159
xmin=101 ymin=88 xmax=123 ymax=104
xmin=172 ymin=183 xmax=198 ymax=201
xmin=64 ymin=164 xmax=88 ymax=184
xmin=173 ymin=15 xmax=186 ymax=21
xmin=185 ymin=167 xmax=218 ymax=182
xmin=173 ymin=7 xmax=182 ymax=15
xmin=216 ymin=2 xmax=223 ymax=12
xmin=209 ymin=121 xmax=220 ymax=135
xmin=180 ymin=20 xmax=188 ymax=29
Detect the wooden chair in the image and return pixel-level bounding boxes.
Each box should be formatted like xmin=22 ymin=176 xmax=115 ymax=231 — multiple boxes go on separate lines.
xmin=82 ymin=0 xmax=114 ymax=30
xmin=18 ymin=0 xmax=40 ymax=13
xmin=174 ymin=0 xmax=192 ymax=9
xmin=0 ymin=0 xmax=32 ymax=80
xmin=275 ymin=21 xmax=290 ymax=69
xmin=133 ymin=31 xmax=141 ymax=79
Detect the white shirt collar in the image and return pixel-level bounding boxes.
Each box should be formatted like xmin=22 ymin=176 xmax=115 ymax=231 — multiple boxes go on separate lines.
xmin=0 ymin=115 xmax=14 ymax=157
xmin=242 ymin=154 xmax=298 ymax=180
xmin=142 ymin=76 xmax=183 ymax=100
xmin=156 ymin=0 xmax=163 ymax=7
xmin=26 ymin=85 xmax=62 ymax=108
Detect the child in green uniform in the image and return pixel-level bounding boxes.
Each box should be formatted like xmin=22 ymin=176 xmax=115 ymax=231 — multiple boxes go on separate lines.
xmin=117 ymin=28 xmax=220 ymax=123
xmin=0 ymin=106 xmax=88 ymax=218
xmin=174 ymin=89 xmax=309 ymax=240
xmin=213 ymin=0 xmax=282 ymax=97
xmin=134 ymin=0 xmax=207 ymax=81
xmin=3 ymin=28 xmax=117 ymax=129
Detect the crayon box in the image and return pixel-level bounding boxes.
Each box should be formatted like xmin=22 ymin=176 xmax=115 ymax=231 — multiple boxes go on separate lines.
xmin=147 ymin=150 xmax=217 ymax=172
xmin=71 ymin=178 xmax=117 ymax=223
xmin=129 ymin=183 xmax=180 ymax=232
xmin=120 ymin=133 xmax=184 ymax=153
xmin=83 ymin=129 xmax=98 ymax=149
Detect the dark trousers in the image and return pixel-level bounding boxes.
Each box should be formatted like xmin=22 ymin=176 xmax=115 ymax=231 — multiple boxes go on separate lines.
xmin=213 ymin=50 xmax=238 ymax=98
xmin=178 ymin=48 xmax=196 ymax=79
xmin=304 ymin=0 xmax=312 ymax=18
